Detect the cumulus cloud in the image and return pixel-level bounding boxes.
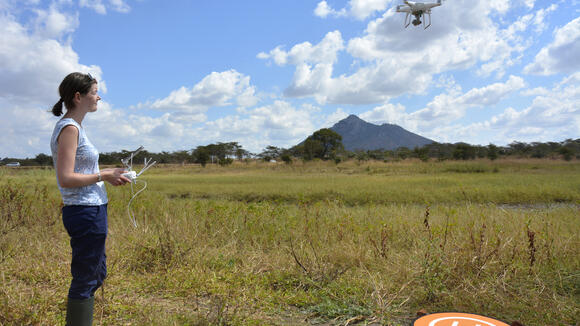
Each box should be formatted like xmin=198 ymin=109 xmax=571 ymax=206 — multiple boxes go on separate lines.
xmin=359 ymin=76 xmax=527 ymax=137
xmin=524 ymin=16 xmax=580 ymax=75
xmin=258 ymin=30 xmax=344 ymax=66
xmin=347 ymin=0 xmax=527 ymax=78
xmin=263 ymin=0 xmax=533 ymax=105
xmin=314 ymin=1 xmax=346 ymax=19
xmin=324 ymin=107 xmax=350 ymax=126
xmin=0 ymin=7 xmax=104 ymax=157
xmin=146 ymin=70 xmax=259 ymax=115
xmin=314 ymin=0 xmax=392 ymax=20
xmin=0 ymin=14 xmax=102 ymax=104
xmin=82 ymin=102 xmax=193 ymax=154
xmin=79 ymin=0 xmax=130 ymax=14
xmin=360 ymin=73 xmax=579 ymax=145
xmin=199 ymin=101 xmax=320 ymax=152
xmin=33 ymin=5 xmax=79 ymax=39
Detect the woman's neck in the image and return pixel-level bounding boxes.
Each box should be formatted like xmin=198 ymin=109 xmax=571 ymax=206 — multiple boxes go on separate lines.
xmin=63 ymin=109 xmax=87 ymax=126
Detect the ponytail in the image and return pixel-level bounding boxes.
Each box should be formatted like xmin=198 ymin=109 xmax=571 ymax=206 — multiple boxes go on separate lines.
xmin=52 ymin=98 xmax=64 ymax=116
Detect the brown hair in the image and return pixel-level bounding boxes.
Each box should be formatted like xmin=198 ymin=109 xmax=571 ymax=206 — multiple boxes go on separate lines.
xmin=51 ymin=72 xmax=97 ymax=116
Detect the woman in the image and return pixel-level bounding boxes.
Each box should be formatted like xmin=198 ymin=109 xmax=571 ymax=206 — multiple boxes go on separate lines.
xmin=50 ymin=72 xmax=130 ymax=326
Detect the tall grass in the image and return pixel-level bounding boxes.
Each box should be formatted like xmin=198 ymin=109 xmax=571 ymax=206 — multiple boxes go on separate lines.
xmin=0 ymin=160 xmax=578 ymax=325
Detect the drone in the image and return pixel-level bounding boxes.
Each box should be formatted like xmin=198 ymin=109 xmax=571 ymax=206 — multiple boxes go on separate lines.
xmin=396 ymin=0 xmax=442 ymax=29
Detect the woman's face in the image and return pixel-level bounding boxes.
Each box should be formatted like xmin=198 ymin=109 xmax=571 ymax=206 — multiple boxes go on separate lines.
xmin=78 ymin=83 xmax=100 ymax=113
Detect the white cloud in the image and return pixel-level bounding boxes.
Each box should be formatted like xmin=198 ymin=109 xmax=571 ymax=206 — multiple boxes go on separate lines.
xmin=33 ymin=5 xmax=79 ymax=39
xmin=520 ymin=87 xmax=549 ymax=97
xmin=532 ymin=4 xmax=558 ymax=33
xmin=348 ymin=0 xmax=391 ymax=20
xmin=460 ymin=75 xmax=525 ymax=106
xmin=324 ymin=108 xmax=349 ymax=126
xmin=0 ymin=13 xmax=102 ymax=104
xmin=79 ymin=0 xmax=106 ymax=14
xmin=524 ymin=17 xmax=580 ymax=75
xmin=413 ymin=75 xmax=525 ymax=124
xmin=314 ymin=0 xmax=393 ymax=21
xmin=79 ymin=0 xmax=130 ymax=14
xmin=521 ymin=0 xmax=535 ymax=9
xmin=200 ymin=101 xmax=319 ymax=152
xmin=265 ymin=0 xmax=533 ymax=105
xmin=361 ymin=73 xmax=579 ymax=145
xmin=314 ymin=1 xmax=346 ymax=19
xmin=359 ymin=76 xmax=527 ymax=138
xmin=258 ymin=30 xmax=344 ymax=66
xmin=0 ymin=7 xmax=104 ymax=157
xmin=0 ymin=98 xmax=55 ymax=158
xmin=147 ymin=70 xmax=259 ymax=114
xmin=360 ymin=102 xmax=407 ymax=125
xmin=347 ymin=0 xmax=526 ymax=77
xmin=108 ymin=0 xmax=130 ymax=13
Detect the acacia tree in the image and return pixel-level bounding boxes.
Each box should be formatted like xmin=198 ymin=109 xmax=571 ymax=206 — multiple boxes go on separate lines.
xmin=192 ymin=146 xmax=210 ymax=166
xmin=301 ymin=128 xmax=343 ymax=160
xmin=259 ymin=146 xmax=284 ymax=161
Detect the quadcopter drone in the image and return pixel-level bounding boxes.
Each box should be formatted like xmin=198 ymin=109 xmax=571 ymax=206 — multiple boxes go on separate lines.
xmin=396 ymin=0 xmax=442 ymax=29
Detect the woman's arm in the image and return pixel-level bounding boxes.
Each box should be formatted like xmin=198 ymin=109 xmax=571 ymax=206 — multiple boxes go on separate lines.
xmin=56 ymin=125 xmax=130 ymax=188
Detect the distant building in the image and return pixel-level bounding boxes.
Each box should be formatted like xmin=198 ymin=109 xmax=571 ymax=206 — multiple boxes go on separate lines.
xmin=6 ymin=162 xmax=20 ymax=167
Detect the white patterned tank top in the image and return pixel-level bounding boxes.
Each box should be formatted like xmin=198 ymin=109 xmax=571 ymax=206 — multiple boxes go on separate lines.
xmin=50 ymin=118 xmax=108 ymax=206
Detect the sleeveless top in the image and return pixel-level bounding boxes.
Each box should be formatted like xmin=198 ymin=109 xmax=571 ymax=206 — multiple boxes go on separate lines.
xmin=50 ymin=118 xmax=108 ymax=206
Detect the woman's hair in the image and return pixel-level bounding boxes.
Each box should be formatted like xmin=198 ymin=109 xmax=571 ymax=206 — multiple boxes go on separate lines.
xmin=51 ymin=72 xmax=97 ymax=116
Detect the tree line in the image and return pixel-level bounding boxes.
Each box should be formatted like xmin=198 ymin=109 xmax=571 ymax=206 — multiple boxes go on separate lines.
xmin=1 ymin=130 xmax=578 ymax=167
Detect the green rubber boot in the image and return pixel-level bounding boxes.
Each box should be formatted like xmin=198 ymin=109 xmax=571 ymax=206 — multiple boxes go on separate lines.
xmin=65 ymin=296 xmax=94 ymax=326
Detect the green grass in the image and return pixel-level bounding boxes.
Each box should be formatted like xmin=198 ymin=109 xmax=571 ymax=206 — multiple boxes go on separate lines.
xmin=1 ymin=159 xmax=579 ymax=325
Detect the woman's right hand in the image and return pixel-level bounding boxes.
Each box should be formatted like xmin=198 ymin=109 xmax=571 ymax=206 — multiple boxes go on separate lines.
xmin=101 ymin=168 xmax=131 ymax=186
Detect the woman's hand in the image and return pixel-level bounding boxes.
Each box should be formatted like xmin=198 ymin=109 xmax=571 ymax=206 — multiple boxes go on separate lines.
xmin=101 ymin=168 xmax=131 ymax=186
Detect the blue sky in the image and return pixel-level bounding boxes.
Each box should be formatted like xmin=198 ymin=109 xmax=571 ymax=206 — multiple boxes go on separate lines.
xmin=1 ymin=0 xmax=579 ymax=158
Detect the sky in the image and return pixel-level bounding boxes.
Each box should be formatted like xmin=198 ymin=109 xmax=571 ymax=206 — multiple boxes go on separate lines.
xmin=1 ymin=0 xmax=579 ymax=158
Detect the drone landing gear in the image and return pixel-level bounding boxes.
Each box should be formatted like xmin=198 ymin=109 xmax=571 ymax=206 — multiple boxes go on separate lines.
xmin=423 ymin=12 xmax=432 ymax=29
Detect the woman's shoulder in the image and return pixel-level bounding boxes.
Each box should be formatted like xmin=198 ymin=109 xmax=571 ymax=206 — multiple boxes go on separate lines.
xmin=52 ymin=118 xmax=81 ymax=145
xmin=56 ymin=117 xmax=81 ymax=128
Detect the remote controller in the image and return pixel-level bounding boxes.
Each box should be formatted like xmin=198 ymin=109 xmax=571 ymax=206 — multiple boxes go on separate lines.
xmin=122 ymin=171 xmax=137 ymax=183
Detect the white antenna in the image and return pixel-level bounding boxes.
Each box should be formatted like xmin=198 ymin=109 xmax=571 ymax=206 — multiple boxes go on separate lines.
xmin=121 ymin=146 xmax=157 ymax=227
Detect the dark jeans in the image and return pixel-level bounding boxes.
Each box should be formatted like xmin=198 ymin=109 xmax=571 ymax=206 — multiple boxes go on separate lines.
xmin=62 ymin=204 xmax=108 ymax=300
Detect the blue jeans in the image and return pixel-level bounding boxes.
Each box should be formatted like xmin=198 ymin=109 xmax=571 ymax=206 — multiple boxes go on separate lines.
xmin=62 ymin=204 xmax=108 ymax=300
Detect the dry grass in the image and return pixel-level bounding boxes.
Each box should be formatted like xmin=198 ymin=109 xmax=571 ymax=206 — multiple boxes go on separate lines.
xmin=0 ymin=160 xmax=579 ymax=325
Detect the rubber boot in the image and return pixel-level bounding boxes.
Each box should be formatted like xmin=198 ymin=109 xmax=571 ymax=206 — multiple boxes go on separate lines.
xmin=66 ymin=296 xmax=94 ymax=326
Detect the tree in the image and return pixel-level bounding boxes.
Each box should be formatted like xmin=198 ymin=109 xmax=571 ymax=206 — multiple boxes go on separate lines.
xmin=413 ymin=147 xmax=429 ymax=162
xmin=34 ymin=153 xmax=53 ymax=166
xmin=559 ymin=146 xmax=574 ymax=161
xmin=193 ymin=146 xmax=210 ymax=167
xmin=396 ymin=147 xmax=412 ymax=160
xmin=508 ymin=141 xmax=531 ymax=157
xmin=303 ymin=138 xmax=325 ymax=160
xmin=453 ymin=143 xmax=476 ymax=160
xmin=280 ymin=153 xmax=292 ymax=164
xmin=259 ymin=145 xmax=283 ymax=161
xmin=235 ymin=147 xmax=250 ymax=161
xmin=487 ymin=144 xmax=499 ymax=160
xmin=302 ymin=128 xmax=344 ymax=160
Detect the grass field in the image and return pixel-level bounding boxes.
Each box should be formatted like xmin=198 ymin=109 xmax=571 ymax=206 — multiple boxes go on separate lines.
xmin=1 ymin=159 xmax=579 ymax=325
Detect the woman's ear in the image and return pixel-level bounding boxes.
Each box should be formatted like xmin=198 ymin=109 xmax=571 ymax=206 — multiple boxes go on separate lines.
xmin=73 ymin=91 xmax=81 ymax=104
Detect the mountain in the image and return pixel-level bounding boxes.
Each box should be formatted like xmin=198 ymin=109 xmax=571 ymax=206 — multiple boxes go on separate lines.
xmin=330 ymin=115 xmax=434 ymax=151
